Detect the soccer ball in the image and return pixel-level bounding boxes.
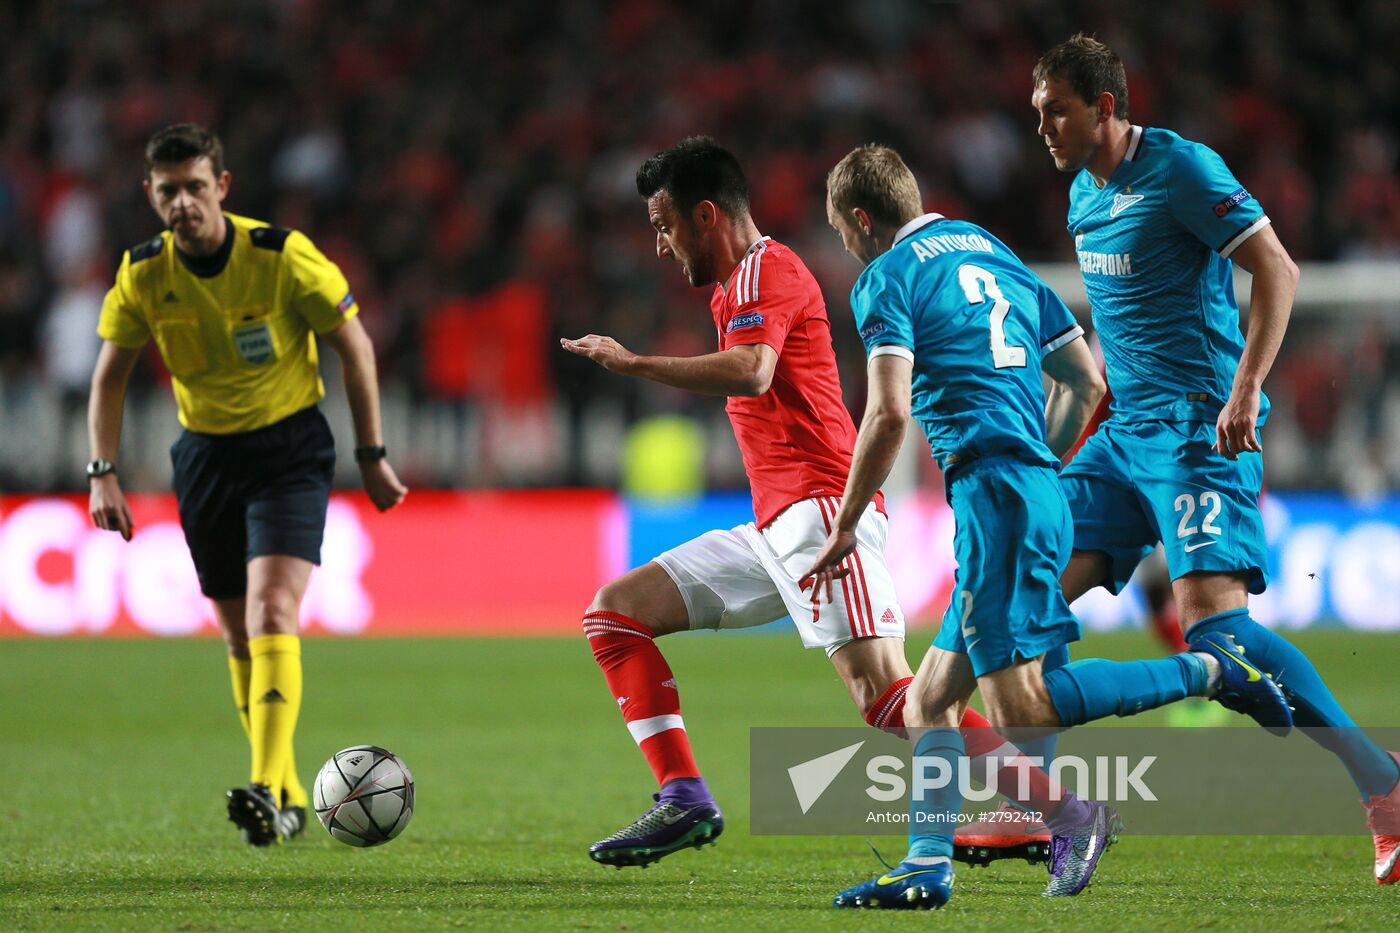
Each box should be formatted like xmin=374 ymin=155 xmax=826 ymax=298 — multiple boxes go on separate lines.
xmin=313 ymin=745 xmax=415 ymax=847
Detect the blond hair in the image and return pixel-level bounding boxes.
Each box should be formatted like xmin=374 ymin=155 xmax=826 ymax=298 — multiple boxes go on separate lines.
xmin=826 ymin=144 xmax=922 ymax=229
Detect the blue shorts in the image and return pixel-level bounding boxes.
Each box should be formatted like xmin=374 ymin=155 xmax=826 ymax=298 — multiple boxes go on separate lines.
xmin=1059 ymin=419 xmax=1267 ymax=596
xmin=932 ymin=458 xmax=1081 ymax=677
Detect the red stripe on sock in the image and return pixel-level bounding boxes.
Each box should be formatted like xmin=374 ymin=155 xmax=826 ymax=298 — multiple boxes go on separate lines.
xmin=584 ymin=610 xmax=699 ymax=786
xmin=885 ymin=685 xmax=909 ymax=727
xmin=583 ymin=610 xmax=652 ymax=635
xmin=881 ymin=687 xmax=908 ymax=727
xmin=865 ymin=676 xmax=914 ymax=729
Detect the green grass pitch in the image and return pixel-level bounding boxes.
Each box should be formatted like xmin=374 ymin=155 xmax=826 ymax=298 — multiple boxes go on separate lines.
xmin=3 ymin=630 xmax=1396 ymax=930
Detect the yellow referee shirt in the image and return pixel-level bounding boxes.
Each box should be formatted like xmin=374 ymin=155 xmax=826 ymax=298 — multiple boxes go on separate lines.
xmin=98 ymin=212 xmax=359 ymax=434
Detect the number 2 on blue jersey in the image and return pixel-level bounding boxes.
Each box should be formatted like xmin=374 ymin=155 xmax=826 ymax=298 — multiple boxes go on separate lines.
xmin=958 ymin=264 xmax=1026 ymax=369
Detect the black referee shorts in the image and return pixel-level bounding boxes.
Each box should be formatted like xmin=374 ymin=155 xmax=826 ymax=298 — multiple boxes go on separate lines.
xmin=170 ymin=405 xmax=336 ymax=600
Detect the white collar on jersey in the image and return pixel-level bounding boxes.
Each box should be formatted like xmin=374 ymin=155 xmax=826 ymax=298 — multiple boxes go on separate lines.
xmin=893 ymin=212 xmax=946 ymax=245
xmin=1124 ymin=125 xmax=1144 ymax=162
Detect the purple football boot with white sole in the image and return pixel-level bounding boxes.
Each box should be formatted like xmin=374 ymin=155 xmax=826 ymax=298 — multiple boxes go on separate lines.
xmin=589 ymin=778 xmax=724 ymax=868
xmin=1042 ymin=797 xmax=1123 ymax=896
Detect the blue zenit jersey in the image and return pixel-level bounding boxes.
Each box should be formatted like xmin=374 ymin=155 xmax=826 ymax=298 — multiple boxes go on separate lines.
xmin=850 ymin=213 xmax=1084 ymax=474
xmin=1068 ymin=125 xmax=1271 ymax=424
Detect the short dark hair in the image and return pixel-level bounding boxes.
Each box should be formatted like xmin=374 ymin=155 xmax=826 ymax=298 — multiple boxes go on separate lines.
xmin=145 ymin=123 xmax=225 ymax=176
xmin=635 ymin=136 xmax=749 ymax=216
xmin=1033 ymin=33 xmax=1129 ymax=121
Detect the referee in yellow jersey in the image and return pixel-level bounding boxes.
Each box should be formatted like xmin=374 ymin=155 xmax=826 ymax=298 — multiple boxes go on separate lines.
xmin=87 ymin=123 xmax=408 ymax=846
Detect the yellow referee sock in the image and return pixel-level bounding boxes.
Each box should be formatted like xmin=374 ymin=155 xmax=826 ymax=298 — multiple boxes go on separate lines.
xmin=228 ymin=655 xmax=253 ymax=736
xmin=282 ymin=748 xmax=309 ymax=809
xmin=229 ymin=653 xmax=307 ymax=806
xmin=248 ymin=634 xmax=303 ymax=803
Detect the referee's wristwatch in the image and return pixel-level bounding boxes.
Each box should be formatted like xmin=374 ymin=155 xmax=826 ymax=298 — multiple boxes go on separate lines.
xmin=354 ymin=445 xmax=388 ymax=464
xmin=86 ymin=459 xmax=117 ymax=479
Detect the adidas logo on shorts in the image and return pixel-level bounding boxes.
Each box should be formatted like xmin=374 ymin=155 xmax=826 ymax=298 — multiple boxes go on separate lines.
xmin=880 ymin=608 xmax=896 ymax=626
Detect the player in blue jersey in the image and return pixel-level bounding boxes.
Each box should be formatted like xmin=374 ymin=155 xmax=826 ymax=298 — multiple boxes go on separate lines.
xmin=805 ymin=144 xmax=1291 ymax=909
xmin=1032 ymin=33 xmax=1400 ymax=885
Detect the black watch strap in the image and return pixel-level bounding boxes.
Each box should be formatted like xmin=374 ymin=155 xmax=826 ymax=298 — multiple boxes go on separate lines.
xmin=354 ymin=445 xmax=387 ymax=464
xmin=86 ymin=459 xmax=116 ymax=479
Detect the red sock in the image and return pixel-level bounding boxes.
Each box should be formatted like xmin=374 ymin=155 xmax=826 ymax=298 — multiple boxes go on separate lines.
xmin=865 ymin=676 xmax=913 ymax=729
xmin=1150 ymin=601 xmax=1189 ymax=653
xmin=958 ymin=707 xmax=1063 ymax=812
xmin=584 ymin=611 xmax=700 ymax=786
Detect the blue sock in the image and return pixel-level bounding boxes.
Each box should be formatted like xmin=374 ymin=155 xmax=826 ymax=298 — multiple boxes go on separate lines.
xmin=1186 ymin=609 xmax=1400 ymax=799
xmin=1043 ymin=654 xmax=1209 ymax=725
xmin=907 ymin=728 xmax=964 ymax=861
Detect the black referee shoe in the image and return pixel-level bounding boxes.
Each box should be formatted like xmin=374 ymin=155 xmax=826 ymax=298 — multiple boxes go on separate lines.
xmin=227 ymin=783 xmax=284 ymax=847
xmin=281 ymin=805 xmax=308 ymax=840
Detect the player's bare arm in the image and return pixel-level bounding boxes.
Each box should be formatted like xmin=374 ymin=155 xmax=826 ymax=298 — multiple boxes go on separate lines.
xmin=86 ymin=340 xmax=144 ymax=541
xmin=1042 ymin=335 xmax=1106 ymax=460
xmin=320 ymin=316 xmax=407 ymax=512
xmin=561 ymin=336 xmax=776 ymax=397
xmin=1215 ymin=223 xmax=1298 ymax=460
xmin=801 ymin=354 xmax=911 ymax=602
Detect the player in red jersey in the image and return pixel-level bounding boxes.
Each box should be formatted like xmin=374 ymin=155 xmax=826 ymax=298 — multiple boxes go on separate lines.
xmin=564 ymin=138 xmax=1076 ymax=872
xmin=562 ymin=137 xmax=913 ymax=868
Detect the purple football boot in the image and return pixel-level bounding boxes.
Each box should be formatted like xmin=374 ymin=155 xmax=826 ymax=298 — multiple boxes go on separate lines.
xmin=589 ymin=779 xmax=724 ymax=868
xmin=1042 ymin=798 xmax=1123 ymax=896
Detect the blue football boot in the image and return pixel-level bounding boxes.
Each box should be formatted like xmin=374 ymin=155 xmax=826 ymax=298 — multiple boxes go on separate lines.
xmin=833 ymin=856 xmax=953 ymax=910
xmin=1189 ymin=632 xmax=1293 ymax=736
xmin=588 ymin=794 xmax=723 ymax=868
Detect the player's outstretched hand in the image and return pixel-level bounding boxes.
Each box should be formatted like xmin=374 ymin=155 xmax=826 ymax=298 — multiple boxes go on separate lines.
xmin=89 ymin=474 xmax=134 ymax=541
xmin=800 ymin=529 xmax=857 ymax=606
xmin=560 ymin=334 xmax=636 ymax=375
xmin=361 ymin=459 xmax=408 ymax=512
xmin=1213 ymin=387 xmax=1262 ymax=460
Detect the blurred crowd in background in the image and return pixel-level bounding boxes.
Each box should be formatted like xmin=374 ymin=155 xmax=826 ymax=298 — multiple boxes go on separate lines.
xmin=1 ymin=0 xmax=1398 ymax=496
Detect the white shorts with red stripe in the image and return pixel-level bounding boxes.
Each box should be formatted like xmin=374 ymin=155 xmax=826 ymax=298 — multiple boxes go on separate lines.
xmin=652 ymin=497 xmax=905 ymax=656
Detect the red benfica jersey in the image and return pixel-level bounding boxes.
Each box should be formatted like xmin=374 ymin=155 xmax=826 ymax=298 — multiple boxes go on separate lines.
xmin=710 ymin=236 xmax=884 ymax=528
